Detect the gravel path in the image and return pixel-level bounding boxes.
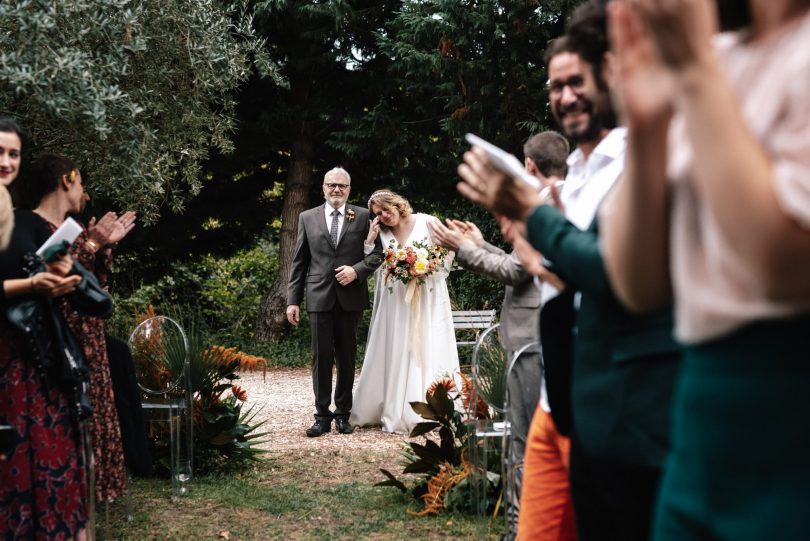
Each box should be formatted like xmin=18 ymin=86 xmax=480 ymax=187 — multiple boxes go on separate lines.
xmin=237 ymin=367 xmax=409 ymax=455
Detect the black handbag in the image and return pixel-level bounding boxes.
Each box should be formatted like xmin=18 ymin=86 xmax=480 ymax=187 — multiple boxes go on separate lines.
xmin=66 ymin=261 xmax=114 ymax=318
xmin=2 ymin=252 xmax=95 ymax=421
xmin=4 ymin=292 xmax=93 ymax=421
xmin=40 ymin=241 xmax=113 ymax=318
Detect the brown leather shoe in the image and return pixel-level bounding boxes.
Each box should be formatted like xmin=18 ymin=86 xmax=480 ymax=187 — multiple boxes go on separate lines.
xmin=335 ymin=418 xmax=354 ymax=434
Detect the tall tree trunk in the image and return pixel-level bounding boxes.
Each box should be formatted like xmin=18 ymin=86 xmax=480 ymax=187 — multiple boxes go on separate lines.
xmin=255 ymin=130 xmax=314 ymax=342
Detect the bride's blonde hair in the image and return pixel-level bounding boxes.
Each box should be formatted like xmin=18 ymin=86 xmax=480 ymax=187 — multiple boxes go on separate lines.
xmin=368 ymin=189 xmax=413 ymax=226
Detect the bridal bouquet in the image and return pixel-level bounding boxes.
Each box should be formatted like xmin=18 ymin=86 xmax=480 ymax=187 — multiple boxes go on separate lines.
xmin=382 ymin=239 xmax=449 ymax=290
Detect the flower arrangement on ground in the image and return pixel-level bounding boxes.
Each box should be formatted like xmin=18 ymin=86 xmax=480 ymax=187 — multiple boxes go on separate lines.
xmin=376 ymin=370 xmax=504 ymax=519
xmin=131 ymin=307 xmax=269 ymax=475
xmin=382 ymin=238 xmax=449 ymax=290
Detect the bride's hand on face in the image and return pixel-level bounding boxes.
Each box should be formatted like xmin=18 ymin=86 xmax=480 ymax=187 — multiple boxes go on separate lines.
xmin=365 ymin=216 xmax=381 ymax=245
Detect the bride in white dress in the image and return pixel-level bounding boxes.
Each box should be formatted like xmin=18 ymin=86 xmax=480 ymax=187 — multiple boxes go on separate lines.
xmin=350 ymin=190 xmax=460 ymax=434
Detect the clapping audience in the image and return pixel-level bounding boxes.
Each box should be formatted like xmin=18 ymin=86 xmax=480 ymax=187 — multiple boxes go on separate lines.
xmin=458 ymin=0 xmax=810 ymax=540
xmin=429 ymin=130 xmax=569 ymax=541
xmin=0 ymin=119 xmax=87 ymax=540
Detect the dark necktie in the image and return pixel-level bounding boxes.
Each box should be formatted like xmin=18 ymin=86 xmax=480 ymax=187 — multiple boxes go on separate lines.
xmin=330 ymin=209 xmax=340 ymax=247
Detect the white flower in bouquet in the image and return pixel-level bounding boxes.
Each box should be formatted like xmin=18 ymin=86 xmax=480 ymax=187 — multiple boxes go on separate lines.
xmin=396 ymin=248 xmax=407 ymax=261
xmin=415 ymin=247 xmax=429 ymax=260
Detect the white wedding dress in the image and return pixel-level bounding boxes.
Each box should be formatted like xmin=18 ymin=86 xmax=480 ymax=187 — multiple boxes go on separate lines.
xmin=350 ymin=213 xmax=460 ymax=434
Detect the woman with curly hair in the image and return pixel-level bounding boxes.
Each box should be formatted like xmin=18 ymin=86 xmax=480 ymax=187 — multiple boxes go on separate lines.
xmin=350 ymin=190 xmax=460 ymax=434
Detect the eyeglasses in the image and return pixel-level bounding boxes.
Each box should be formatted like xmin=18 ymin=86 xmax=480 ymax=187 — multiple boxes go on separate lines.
xmin=324 ymin=183 xmax=350 ymax=191
xmin=546 ymin=75 xmax=586 ymax=97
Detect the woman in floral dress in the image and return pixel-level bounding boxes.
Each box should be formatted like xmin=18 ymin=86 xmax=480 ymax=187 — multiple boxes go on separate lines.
xmin=0 ymin=118 xmax=88 ymax=539
xmin=28 ymin=153 xmax=135 ymax=503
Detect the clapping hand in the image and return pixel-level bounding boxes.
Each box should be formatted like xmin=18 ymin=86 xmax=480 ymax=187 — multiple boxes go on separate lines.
xmin=608 ymin=1 xmax=680 ymax=132
xmin=427 ymin=219 xmax=465 ymax=251
xmin=87 ymin=210 xmax=137 ymax=249
xmin=457 ymin=147 xmax=541 ymax=221
xmin=109 ymin=211 xmax=137 ymax=244
xmin=446 ymin=219 xmax=486 ymax=247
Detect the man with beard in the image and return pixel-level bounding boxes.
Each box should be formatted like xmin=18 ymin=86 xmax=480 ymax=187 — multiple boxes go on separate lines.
xmin=287 ymin=167 xmax=382 ymax=437
xmin=457 ymin=2 xmax=682 ymax=540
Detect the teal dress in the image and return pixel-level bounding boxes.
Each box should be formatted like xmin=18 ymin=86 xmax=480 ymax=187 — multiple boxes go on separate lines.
xmin=653 ymin=314 xmax=810 ymax=540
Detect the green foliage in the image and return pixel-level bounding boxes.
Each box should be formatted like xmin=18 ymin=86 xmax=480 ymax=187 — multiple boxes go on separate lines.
xmin=328 ymin=0 xmax=584 ymax=201
xmin=109 ymin=239 xmax=277 ymax=347
xmin=112 ymin=467 xmax=484 ymax=539
xmin=153 ymin=316 xmax=269 ymax=475
xmin=378 ymin=380 xmax=503 ymax=516
xmin=198 ymin=241 xmax=278 ymax=345
xmin=474 ymin=339 xmax=509 ymax=419
xmin=0 ymin=0 xmax=273 ymax=219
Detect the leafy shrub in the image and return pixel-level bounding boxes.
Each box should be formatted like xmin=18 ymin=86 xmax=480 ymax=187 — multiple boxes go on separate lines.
xmin=378 ymin=365 xmax=505 ymax=517
xmin=109 ymin=239 xmax=279 ymax=352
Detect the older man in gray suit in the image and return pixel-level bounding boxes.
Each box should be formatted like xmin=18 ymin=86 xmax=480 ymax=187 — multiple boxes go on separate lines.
xmin=429 ymin=131 xmax=568 ymax=539
xmin=287 ymin=167 xmax=382 ymax=437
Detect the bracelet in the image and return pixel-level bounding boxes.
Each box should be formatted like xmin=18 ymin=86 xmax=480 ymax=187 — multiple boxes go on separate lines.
xmin=86 ymin=239 xmax=100 ymax=251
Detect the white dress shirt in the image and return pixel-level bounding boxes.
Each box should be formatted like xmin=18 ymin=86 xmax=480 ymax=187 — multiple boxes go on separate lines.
xmin=539 ymin=127 xmax=627 ymax=304
xmin=537 ymin=127 xmax=627 ymax=413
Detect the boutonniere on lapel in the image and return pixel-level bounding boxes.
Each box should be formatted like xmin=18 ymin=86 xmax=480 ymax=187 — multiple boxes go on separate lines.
xmin=346 ymin=208 xmax=356 ymax=222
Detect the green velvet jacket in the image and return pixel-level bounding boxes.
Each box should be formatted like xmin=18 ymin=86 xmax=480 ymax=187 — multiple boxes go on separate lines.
xmin=528 ymin=204 xmax=682 ymax=469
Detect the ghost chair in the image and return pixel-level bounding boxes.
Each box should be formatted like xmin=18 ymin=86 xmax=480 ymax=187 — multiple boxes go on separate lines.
xmin=128 ymin=315 xmax=192 ymax=499
xmin=467 ymin=323 xmax=510 ymax=540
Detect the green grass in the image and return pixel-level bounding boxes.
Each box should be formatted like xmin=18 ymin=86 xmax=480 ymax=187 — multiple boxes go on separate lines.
xmin=105 ymin=461 xmax=499 ymax=540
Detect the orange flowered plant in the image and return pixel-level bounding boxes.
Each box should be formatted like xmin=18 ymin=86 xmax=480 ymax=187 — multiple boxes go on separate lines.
xmin=230 ymin=385 xmax=248 ymax=402
xmin=203 ymin=345 xmax=267 ymax=379
xmin=426 ymin=376 xmax=457 ymax=398
xmin=131 ymin=306 xmax=268 ymax=473
xmin=378 ymin=369 xmax=502 ymax=517
xmin=406 ymin=459 xmax=472 ymax=517
xmin=458 ymin=371 xmax=491 ymax=420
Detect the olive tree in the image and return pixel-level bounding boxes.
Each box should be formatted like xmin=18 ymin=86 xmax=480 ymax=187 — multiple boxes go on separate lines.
xmin=0 ymin=0 xmax=272 ymax=219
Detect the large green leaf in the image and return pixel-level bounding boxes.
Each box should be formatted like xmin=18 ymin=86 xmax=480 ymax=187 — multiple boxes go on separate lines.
xmin=409 ymin=421 xmax=441 ymax=438
xmin=409 ymin=401 xmax=437 ymax=420
xmin=374 ymin=469 xmax=408 ymax=493
xmin=425 ymin=383 xmax=451 ymax=419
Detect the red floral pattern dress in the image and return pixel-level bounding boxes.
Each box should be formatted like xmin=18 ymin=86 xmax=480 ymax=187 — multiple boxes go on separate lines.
xmin=0 ymin=336 xmax=88 ymax=540
xmin=47 ymin=224 xmax=127 ymax=503
xmin=1 ymin=209 xmax=87 ymax=540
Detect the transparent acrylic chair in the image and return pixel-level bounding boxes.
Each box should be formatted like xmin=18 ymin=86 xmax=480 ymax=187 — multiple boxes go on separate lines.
xmin=128 ymin=316 xmax=192 ymax=497
xmin=467 ymin=323 xmax=509 ymax=540
xmin=502 ymin=340 xmax=541 ymax=538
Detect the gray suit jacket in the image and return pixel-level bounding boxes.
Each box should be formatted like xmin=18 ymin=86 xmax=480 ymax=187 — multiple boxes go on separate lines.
xmin=455 ymin=240 xmax=541 ymax=351
xmin=287 ymin=203 xmax=382 ymax=312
